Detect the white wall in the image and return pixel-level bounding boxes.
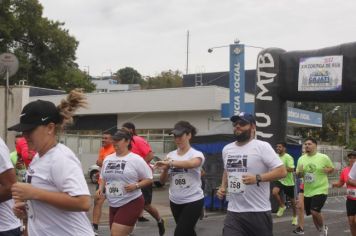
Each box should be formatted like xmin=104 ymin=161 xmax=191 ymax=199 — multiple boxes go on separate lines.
xmin=30 ymin=86 xmax=230 ymax=115
xmin=0 ymin=86 xmax=31 ymax=149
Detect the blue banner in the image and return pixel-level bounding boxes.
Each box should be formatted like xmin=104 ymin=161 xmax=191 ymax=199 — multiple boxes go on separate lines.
xmin=229 ymin=44 xmax=245 ymax=116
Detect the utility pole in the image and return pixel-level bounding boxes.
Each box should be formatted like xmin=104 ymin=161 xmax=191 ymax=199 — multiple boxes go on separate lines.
xmin=345 ymin=104 xmax=351 ymax=145
xmin=186 ymin=30 xmax=189 ymax=75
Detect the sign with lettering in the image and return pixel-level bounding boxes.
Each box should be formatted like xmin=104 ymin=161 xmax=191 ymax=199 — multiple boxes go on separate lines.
xmin=229 ymin=44 xmax=245 ymax=116
xmin=298 ymin=55 xmax=343 ymax=91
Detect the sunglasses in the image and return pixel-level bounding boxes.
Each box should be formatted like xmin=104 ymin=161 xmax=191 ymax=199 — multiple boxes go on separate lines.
xmin=233 ymin=119 xmax=250 ymax=127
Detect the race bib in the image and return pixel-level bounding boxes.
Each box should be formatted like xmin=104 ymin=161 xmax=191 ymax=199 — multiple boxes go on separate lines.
xmin=172 ymin=173 xmax=191 ymax=189
xmin=106 ymin=181 xmax=124 ymax=197
xmin=228 ymin=172 xmax=245 ymax=194
xmin=347 ymin=188 xmax=356 ymax=198
xmin=304 ymin=173 xmax=315 ymax=183
xmin=17 ymin=169 xmax=26 ymax=182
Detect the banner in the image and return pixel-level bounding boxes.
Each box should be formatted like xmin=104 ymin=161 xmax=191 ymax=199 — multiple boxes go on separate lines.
xmin=229 ymin=44 xmax=245 ymax=116
xmin=298 ymin=55 xmax=343 ymax=91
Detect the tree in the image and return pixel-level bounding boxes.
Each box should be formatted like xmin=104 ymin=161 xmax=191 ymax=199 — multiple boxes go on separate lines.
xmin=116 ymin=67 xmax=143 ymax=84
xmin=144 ymin=70 xmax=182 ymax=89
xmin=293 ymin=102 xmax=356 ymax=146
xmin=0 ymin=0 xmax=95 ymax=92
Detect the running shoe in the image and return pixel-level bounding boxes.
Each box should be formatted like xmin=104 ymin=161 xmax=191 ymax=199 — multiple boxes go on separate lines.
xmin=138 ymin=216 xmax=150 ymax=222
xmin=293 ymin=226 xmax=304 ymax=235
xmin=157 ymin=218 xmax=165 ymax=236
xmin=291 ymin=216 xmax=298 ymax=225
xmin=93 ymin=228 xmax=98 ymax=236
xmin=320 ymin=225 xmax=328 ymax=236
xmin=276 ymin=206 xmax=287 ymax=217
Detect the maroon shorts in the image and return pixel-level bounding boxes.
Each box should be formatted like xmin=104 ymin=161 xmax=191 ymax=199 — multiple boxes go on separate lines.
xmin=109 ymin=195 xmax=145 ymax=227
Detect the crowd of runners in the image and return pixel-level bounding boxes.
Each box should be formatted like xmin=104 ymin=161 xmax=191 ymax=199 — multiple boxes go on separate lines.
xmin=0 ymin=91 xmax=355 ymax=236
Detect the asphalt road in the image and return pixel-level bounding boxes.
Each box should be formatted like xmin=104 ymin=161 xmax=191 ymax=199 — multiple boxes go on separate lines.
xmin=87 ymin=182 xmax=351 ymax=236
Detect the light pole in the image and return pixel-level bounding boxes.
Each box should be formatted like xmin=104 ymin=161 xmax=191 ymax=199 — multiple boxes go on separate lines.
xmin=207 ymin=40 xmax=264 ymax=117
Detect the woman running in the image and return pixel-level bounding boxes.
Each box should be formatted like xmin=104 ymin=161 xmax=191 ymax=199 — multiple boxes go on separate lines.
xmin=9 ymin=89 xmax=94 ymax=236
xmin=155 ymin=121 xmax=205 ymax=236
xmin=97 ymin=129 xmax=153 ymax=236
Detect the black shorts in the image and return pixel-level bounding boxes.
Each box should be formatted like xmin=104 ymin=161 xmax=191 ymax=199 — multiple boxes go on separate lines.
xmin=223 ymin=211 xmax=272 ymax=236
xmin=346 ymin=199 xmax=356 ymax=216
xmin=274 ymin=181 xmax=295 ymax=198
xmin=0 ymin=227 xmax=21 ymax=236
xmin=304 ymin=194 xmax=327 ymax=216
xmin=141 ymin=184 xmax=153 ymax=205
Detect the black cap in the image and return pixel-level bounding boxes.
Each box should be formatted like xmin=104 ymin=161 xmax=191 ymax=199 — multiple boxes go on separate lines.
xmin=230 ymin=112 xmax=256 ymax=124
xmin=169 ymin=123 xmax=188 ymax=136
xmin=348 ymin=151 xmax=356 ymax=157
xmin=112 ymin=130 xmax=131 ymax=141
xmin=8 ymin=100 xmax=61 ymax=132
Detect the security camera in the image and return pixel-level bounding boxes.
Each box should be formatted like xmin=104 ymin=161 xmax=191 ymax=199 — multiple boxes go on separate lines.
xmin=208 ymin=48 xmax=213 ymax=53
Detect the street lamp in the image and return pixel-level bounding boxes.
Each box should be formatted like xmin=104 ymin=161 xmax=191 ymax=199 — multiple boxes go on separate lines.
xmin=207 ymin=42 xmax=264 ymax=53
xmin=207 ymin=40 xmax=265 ymax=117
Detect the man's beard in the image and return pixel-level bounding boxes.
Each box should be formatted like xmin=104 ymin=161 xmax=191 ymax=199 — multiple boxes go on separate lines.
xmin=234 ymin=129 xmax=251 ymax=143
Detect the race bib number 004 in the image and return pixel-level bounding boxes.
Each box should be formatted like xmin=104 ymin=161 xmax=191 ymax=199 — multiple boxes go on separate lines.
xmin=228 ymin=173 xmax=245 ymax=194
xmin=106 ymin=181 xmax=124 ymax=197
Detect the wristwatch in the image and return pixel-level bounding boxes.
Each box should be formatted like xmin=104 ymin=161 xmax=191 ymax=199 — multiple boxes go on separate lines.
xmin=256 ymin=174 xmax=262 ymax=187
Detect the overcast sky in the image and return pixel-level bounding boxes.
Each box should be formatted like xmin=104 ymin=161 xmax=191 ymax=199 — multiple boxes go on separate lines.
xmin=39 ymin=0 xmax=356 ymax=77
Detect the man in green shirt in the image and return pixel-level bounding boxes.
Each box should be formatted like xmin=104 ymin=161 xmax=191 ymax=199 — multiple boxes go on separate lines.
xmin=296 ymin=137 xmax=334 ymax=236
xmin=272 ymin=142 xmax=297 ymax=225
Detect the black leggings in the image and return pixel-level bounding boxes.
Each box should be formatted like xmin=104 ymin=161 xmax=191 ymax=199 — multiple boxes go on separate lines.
xmin=0 ymin=227 xmax=21 ymax=236
xmin=170 ymin=198 xmax=204 ymax=236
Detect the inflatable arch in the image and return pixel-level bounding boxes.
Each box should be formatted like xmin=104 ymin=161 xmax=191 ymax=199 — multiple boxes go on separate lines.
xmin=254 ymin=42 xmax=356 ymax=145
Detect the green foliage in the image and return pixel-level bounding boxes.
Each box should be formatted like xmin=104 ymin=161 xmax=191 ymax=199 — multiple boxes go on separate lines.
xmin=144 ymin=70 xmax=182 ymax=89
xmin=0 ymin=0 xmax=95 ymax=92
xmin=116 ymin=67 xmax=143 ymax=84
xmin=293 ymin=102 xmax=356 ymax=146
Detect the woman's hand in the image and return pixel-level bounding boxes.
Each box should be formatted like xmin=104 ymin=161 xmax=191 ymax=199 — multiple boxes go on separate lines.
xmin=155 ymin=160 xmax=170 ymax=169
xmin=11 ymin=183 xmax=36 ymax=201
xmin=13 ymin=201 xmax=27 ymax=219
xmin=124 ymin=183 xmax=138 ymax=192
xmin=95 ymin=188 xmax=104 ymax=199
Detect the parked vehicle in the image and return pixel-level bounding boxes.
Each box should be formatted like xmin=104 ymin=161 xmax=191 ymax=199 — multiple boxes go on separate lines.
xmin=87 ymin=155 xmax=165 ymax=187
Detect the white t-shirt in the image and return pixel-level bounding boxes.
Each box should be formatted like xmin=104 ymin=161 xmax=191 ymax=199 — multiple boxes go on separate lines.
xmin=101 ymin=152 xmax=153 ymax=207
xmin=349 ymin=163 xmax=356 ymax=180
xmin=222 ymin=139 xmax=283 ymax=212
xmin=26 ymin=143 xmax=94 ymax=236
xmin=167 ymin=148 xmax=205 ymax=204
xmin=0 ymin=138 xmax=21 ymax=232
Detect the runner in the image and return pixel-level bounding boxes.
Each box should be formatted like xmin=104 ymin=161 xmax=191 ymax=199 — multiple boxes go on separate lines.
xmin=155 ymin=120 xmax=205 ymax=236
xmin=334 ymin=151 xmax=356 ymax=236
xmin=0 ymin=137 xmax=22 ymax=236
xmin=10 ymin=135 xmax=27 ymax=182
xmin=9 ymin=89 xmax=95 ymax=236
xmin=122 ymin=122 xmax=165 ymax=235
xmin=216 ymin=112 xmax=287 ymax=236
xmin=272 ymin=141 xmax=297 ymax=225
xmin=92 ymin=132 xmax=115 ymax=235
xmin=97 ymin=129 xmax=153 ymax=236
xmin=296 ymin=137 xmax=334 ymax=236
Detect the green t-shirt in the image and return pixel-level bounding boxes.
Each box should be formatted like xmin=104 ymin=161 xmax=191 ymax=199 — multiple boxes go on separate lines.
xmin=296 ymin=152 xmax=334 ymax=197
xmin=10 ymin=151 xmax=18 ymax=166
xmin=278 ymin=153 xmax=295 ymax=186
xmin=10 ymin=151 xmax=27 ymax=182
